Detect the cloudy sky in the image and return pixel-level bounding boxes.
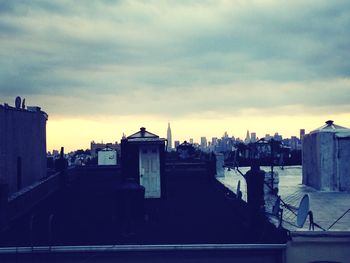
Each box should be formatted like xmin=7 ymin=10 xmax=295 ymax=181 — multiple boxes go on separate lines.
xmin=1 ymin=0 xmax=349 ymax=151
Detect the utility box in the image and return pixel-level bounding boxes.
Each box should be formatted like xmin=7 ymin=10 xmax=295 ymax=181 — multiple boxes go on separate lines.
xmin=302 ymin=120 xmax=350 ymax=191
xmin=121 ymin=127 xmax=166 ymax=198
xmin=98 ymin=148 xmax=117 ymax=165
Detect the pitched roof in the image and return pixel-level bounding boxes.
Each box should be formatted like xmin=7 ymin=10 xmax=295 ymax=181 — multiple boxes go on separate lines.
xmin=126 ymin=127 xmax=165 ymax=143
xmin=127 ymin=127 xmax=159 ymax=139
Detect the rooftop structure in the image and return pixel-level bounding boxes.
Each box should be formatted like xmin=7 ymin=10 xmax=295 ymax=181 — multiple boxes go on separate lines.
xmin=121 ymin=127 xmax=166 ymax=198
xmin=90 ymin=141 xmax=120 ymax=157
xmin=302 ymin=120 xmax=350 ymax=191
xmin=310 ymin=120 xmax=349 ymax=134
xmin=0 ymin=99 xmax=47 ymax=196
xmin=97 ymin=147 xmax=117 ymax=166
xmin=176 ymin=141 xmax=196 ymax=160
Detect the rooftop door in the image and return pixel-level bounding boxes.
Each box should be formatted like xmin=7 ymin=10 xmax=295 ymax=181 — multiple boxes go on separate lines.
xmin=139 ymin=146 xmax=161 ymax=198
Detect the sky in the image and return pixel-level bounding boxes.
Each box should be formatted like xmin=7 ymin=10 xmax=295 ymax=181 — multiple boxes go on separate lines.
xmin=1 ymin=0 xmax=350 ymax=152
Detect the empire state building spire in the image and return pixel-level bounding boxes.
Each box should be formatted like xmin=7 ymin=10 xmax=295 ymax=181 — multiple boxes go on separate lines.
xmin=167 ymin=122 xmax=172 ymax=151
xmin=244 ymin=130 xmax=251 ymax=144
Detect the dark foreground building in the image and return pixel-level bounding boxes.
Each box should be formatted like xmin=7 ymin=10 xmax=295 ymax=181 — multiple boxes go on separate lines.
xmin=0 ymin=150 xmax=291 ymax=261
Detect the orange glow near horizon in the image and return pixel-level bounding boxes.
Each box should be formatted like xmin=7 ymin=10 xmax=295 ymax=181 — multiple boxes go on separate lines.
xmin=46 ymin=113 xmax=350 ymax=153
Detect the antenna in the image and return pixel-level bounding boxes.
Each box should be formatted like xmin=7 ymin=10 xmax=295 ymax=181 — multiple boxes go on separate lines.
xmin=296 ymin=194 xmax=310 ymax=227
xmin=21 ymin=98 xmax=25 ymax=109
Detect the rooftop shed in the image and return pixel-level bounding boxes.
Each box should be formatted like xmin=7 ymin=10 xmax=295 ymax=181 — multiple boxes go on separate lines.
xmin=121 ymin=127 xmax=166 ymax=198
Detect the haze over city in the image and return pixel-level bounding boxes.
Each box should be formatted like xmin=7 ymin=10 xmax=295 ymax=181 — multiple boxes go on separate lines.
xmin=1 ymin=1 xmax=349 ymax=151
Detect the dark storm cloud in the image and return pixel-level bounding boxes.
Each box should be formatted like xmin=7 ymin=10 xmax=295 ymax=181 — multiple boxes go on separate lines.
xmin=0 ymin=0 xmax=349 ymax=117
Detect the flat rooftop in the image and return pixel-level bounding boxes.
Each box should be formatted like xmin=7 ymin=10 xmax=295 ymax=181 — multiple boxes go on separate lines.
xmin=219 ymin=166 xmax=350 ymax=232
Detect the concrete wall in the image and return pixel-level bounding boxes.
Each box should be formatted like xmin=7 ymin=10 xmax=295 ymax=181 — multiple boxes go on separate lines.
xmin=0 ymin=244 xmax=286 ymax=263
xmin=302 ymin=133 xmax=321 ymax=189
xmin=0 ymin=105 xmax=47 ymax=196
xmin=286 ymin=231 xmax=350 ymax=263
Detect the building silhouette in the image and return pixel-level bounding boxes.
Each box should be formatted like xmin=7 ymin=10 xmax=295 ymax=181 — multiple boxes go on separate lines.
xmin=167 ymin=122 xmax=172 ymax=151
xmin=251 ymin=132 xmax=257 ymax=143
xmin=265 ymin=134 xmax=272 ymax=140
xmin=273 ymin=132 xmax=282 ymax=141
xmin=244 ymin=130 xmax=251 ymax=144
xmin=200 ymin=136 xmax=207 ymax=150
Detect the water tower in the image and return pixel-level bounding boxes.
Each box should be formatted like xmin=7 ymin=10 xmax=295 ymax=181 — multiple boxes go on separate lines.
xmin=302 ymin=120 xmax=350 ymax=191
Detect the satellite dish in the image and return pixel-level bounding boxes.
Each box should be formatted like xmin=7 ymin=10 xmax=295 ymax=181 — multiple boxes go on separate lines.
xmin=15 ymin=96 xmax=21 ymax=109
xmin=296 ymin=194 xmax=310 ymax=227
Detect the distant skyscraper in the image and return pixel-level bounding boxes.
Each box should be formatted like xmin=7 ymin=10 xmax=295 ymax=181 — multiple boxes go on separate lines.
xmin=189 ymin=138 xmax=194 ymax=144
xmin=174 ymin=140 xmax=180 ymax=148
xmin=244 ymin=130 xmax=251 ymax=144
xmin=300 ymin=129 xmax=305 ymax=140
xmin=290 ymin=136 xmax=299 ymax=150
xmin=200 ymin=136 xmax=207 ymax=149
xmin=251 ymin=132 xmax=257 ymax=143
xmin=167 ymin=122 xmax=172 ymax=151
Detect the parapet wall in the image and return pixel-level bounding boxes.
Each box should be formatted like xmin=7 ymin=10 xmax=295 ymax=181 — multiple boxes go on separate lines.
xmin=287 ymin=231 xmax=350 ymax=263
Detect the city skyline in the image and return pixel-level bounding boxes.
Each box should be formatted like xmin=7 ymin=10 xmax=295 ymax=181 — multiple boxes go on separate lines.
xmin=1 ymin=1 xmax=349 ymax=152
xmin=47 ymin=118 xmax=318 ymax=152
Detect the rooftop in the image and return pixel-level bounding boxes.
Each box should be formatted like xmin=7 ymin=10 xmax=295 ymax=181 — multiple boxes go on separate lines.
xmin=219 ymin=166 xmax=350 ymax=232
